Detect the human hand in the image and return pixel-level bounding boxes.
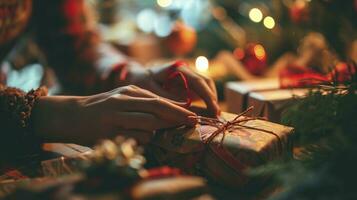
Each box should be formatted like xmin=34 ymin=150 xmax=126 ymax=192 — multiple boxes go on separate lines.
xmin=124 ymin=61 xmax=220 ymax=117
xmin=33 ymin=85 xmax=197 ymax=145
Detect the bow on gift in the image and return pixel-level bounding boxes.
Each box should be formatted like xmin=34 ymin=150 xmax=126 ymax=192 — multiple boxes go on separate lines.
xmin=189 ymin=106 xmax=282 ymax=147
xmin=279 ymin=62 xmax=356 ymax=88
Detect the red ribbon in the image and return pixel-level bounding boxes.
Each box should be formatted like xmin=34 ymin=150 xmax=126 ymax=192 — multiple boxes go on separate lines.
xmin=190 ymin=107 xmax=284 ymax=178
xmin=279 ymin=65 xmax=329 ymax=88
xmin=279 ymin=62 xmax=356 ymax=89
xmin=111 ymin=60 xmax=193 ymax=107
xmin=163 ymin=61 xmax=192 ymax=107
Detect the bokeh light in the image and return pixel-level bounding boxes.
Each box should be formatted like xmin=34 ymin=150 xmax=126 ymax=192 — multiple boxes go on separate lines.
xmin=157 ymin=0 xmax=173 ymax=8
xmin=195 ymin=56 xmax=209 ymax=72
xmin=263 ymin=16 xmax=275 ymax=29
xmin=154 ymin=14 xmax=173 ymax=37
xmin=253 ymin=44 xmax=266 ymax=60
xmin=136 ymin=9 xmax=156 ymax=33
xmin=233 ymin=48 xmax=245 ymax=60
xmin=249 ymin=8 xmax=263 ymax=23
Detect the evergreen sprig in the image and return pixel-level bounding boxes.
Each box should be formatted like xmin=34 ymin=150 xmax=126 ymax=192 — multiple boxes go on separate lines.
xmin=251 ymin=63 xmax=357 ymax=199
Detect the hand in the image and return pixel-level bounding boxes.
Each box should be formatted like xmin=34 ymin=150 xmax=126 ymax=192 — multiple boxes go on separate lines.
xmin=124 ymin=61 xmax=220 ymax=116
xmin=32 ymin=85 xmax=197 ymax=145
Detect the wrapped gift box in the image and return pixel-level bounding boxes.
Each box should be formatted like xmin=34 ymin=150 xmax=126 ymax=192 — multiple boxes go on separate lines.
xmin=225 ymin=79 xmax=308 ymax=122
xmin=247 ymin=89 xmax=308 ymax=123
xmin=150 ymin=112 xmax=294 ymax=188
xmin=225 ymin=79 xmax=280 ymax=114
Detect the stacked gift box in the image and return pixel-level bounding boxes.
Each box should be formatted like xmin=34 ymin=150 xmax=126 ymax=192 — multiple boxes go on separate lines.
xmin=225 ymin=78 xmax=309 ymax=123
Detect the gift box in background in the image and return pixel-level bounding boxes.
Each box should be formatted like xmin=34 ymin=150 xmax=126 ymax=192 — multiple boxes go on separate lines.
xmin=150 ymin=112 xmax=294 ymax=188
xmin=225 ymin=79 xmax=280 ymax=114
xmin=225 ymin=79 xmax=308 ymax=122
xmin=247 ymin=89 xmax=308 ymax=123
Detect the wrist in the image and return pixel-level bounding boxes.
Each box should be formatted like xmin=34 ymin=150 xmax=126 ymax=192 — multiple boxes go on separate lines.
xmin=32 ymin=96 xmax=85 ymax=143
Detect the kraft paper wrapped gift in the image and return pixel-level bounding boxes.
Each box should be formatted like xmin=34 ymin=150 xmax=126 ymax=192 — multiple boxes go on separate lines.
xmin=150 ymin=112 xmax=294 ymax=188
xmin=225 ymin=79 xmax=280 ymax=114
xmin=247 ymin=89 xmax=308 ymax=123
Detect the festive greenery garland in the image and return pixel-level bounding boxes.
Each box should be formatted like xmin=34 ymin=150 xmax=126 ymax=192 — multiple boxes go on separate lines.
xmin=253 ymin=63 xmax=357 ymax=199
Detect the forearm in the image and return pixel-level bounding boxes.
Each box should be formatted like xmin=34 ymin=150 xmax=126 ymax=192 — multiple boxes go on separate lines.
xmin=32 ymin=96 xmax=85 ymax=144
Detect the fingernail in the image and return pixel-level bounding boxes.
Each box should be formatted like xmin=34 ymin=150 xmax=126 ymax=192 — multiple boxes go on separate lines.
xmin=187 ymin=115 xmax=198 ymax=126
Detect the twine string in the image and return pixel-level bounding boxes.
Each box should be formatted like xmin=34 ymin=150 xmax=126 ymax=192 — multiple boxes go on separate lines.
xmin=189 ymin=107 xmax=282 ymax=148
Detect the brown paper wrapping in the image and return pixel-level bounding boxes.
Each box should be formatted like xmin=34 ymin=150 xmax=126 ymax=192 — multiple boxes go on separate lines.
xmin=225 ymin=79 xmax=280 ymax=114
xmin=151 ymin=112 xmax=294 ymax=188
xmin=247 ymin=89 xmax=308 ymax=122
xmin=225 ymin=79 xmax=308 ymax=122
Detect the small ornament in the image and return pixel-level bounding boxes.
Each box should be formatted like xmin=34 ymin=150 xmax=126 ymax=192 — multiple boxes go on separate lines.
xmin=165 ymin=22 xmax=197 ymax=56
xmin=328 ymin=62 xmax=357 ymax=83
xmin=76 ymin=136 xmax=146 ymax=192
xmin=237 ymin=43 xmax=267 ymax=76
xmin=289 ymin=0 xmax=310 ymax=24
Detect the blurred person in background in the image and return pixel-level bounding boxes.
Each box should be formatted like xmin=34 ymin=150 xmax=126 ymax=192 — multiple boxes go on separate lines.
xmin=0 ymin=0 xmax=219 ymax=164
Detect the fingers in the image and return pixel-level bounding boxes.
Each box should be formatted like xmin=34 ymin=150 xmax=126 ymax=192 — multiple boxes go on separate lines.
xmin=116 ymin=85 xmax=156 ymax=98
xmin=147 ymin=81 xmax=181 ymax=101
xmin=181 ymin=69 xmax=220 ymax=116
xmin=192 ymin=81 xmax=220 ymax=116
xmin=109 ymin=94 xmax=197 ymax=126
xmin=114 ymin=112 xmax=186 ymax=131
xmin=149 ymin=63 xmax=220 ymax=116
xmin=131 ymin=98 xmax=196 ymax=123
xmin=197 ymin=73 xmax=218 ymax=101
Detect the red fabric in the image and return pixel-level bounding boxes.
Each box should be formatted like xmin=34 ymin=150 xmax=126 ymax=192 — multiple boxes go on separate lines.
xmin=62 ymin=0 xmax=85 ymax=35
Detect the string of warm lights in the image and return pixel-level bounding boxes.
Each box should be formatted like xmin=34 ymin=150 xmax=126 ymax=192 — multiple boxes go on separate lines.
xmin=248 ymin=7 xmax=276 ymax=30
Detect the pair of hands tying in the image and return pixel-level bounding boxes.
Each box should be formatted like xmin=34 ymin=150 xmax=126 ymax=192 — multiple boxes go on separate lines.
xmin=33 ymin=62 xmax=220 ymax=145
